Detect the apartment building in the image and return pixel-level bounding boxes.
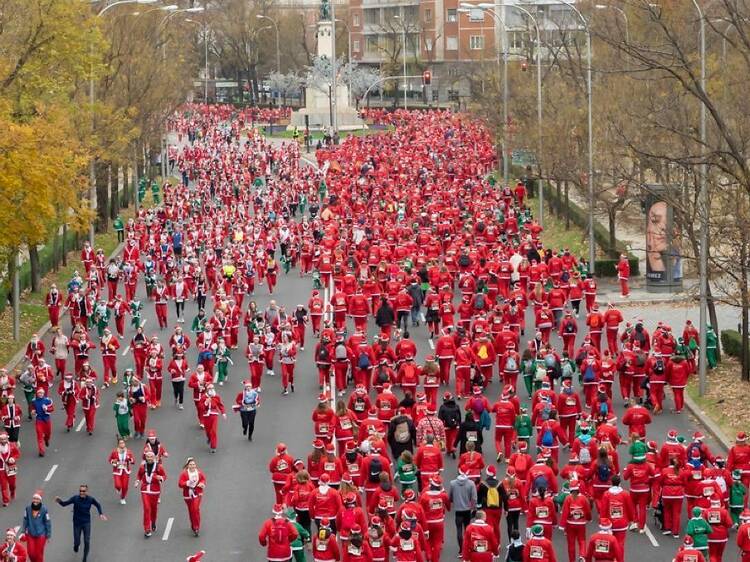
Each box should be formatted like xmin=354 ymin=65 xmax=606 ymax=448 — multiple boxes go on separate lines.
xmin=349 ymin=0 xmax=580 ymax=102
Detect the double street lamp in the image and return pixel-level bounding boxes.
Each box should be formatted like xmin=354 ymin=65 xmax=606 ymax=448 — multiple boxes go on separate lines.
xmin=256 ymin=14 xmax=281 ymax=74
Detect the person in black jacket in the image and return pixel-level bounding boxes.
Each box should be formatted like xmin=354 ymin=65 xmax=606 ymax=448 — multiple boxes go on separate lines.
xmin=375 ymin=297 xmax=395 ymax=335
xmin=438 ymin=392 xmax=462 ymax=459
xmin=387 ymin=408 xmax=416 ymax=459
xmin=455 ymin=411 xmax=484 ymax=455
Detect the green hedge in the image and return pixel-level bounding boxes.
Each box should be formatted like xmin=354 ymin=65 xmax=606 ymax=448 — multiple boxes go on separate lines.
xmin=593 ymin=257 xmax=640 ymax=278
xmin=721 ymin=329 xmax=742 ymax=359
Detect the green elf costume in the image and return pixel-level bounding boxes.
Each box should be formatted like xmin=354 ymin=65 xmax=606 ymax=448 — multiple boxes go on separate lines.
xmin=554 ymin=480 xmax=571 ymax=512
xmin=628 ymin=438 xmax=648 ymax=463
xmin=215 ymin=339 xmax=232 ymax=385
xmin=94 ymin=300 xmax=110 ymax=338
xmin=514 ymin=407 xmax=533 ymax=447
xmin=287 ymin=509 xmax=310 ymax=562
xmin=706 ymin=325 xmax=718 ymax=369
xmin=685 ymin=506 xmax=712 ymax=557
xmin=130 ymin=299 xmax=143 ymax=329
xmin=18 ymin=367 xmax=36 ymax=420
xmin=191 ymin=311 xmax=207 ymax=335
xmin=730 ymin=469 xmax=748 ymax=526
xmin=113 ymin=392 xmax=131 ymax=439
xmin=395 ymin=455 xmax=418 ymax=495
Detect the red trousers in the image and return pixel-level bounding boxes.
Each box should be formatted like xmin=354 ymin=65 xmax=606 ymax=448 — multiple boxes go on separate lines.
xmin=663 ymin=497 xmax=683 ymax=536
xmin=426 ymin=521 xmax=444 ymax=562
xmin=438 ymin=359 xmax=452 ymax=385
xmin=485 ymin=508 xmax=502 ymax=544
xmin=333 ymin=362 xmax=348 ymax=392
xmin=613 ymin=530 xmax=626 ymax=551
xmin=494 ymin=427 xmax=516 ymax=459
xmin=590 ymin=331 xmax=602 ymax=351
xmin=273 ymin=482 xmax=284 ymax=504
xmin=35 ymin=419 xmax=52 ymax=455
xmin=562 ymin=335 xmax=575 ymax=358
xmin=333 ymin=311 xmax=346 ymax=331
xmin=185 ymin=496 xmax=202 ymax=531
xmin=48 ymin=306 xmax=60 ymax=327
xmin=708 ymin=541 xmax=727 ymax=562
xmin=294 ymin=325 xmax=306 ymax=348
xmin=134 ymin=352 xmax=146 ymax=378
xmin=632 ymin=491 xmax=649 ymax=529
xmin=83 ymin=407 xmax=96 ymax=433
xmin=203 ymin=414 xmax=219 ymax=449
xmin=102 ymin=356 xmax=117 ymax=383
xmin=585 ymin=294 xmax=596 ymax=312
xmin=62 ymin=396 xmax=76 ymax=429
xmin=141 ymin=492 xmax=160 ymax=532
xmin=455 ymin=366 xmax=471 ymax=397
xmin=673 ymin=386 xmax=685 ymax=412
xmin=54 ymin=358 xmax=66 ymax=377
xmin=316 ymin=365 xmax=330 ymax=388
xmin=0 ymin=471 xmax=16 ymax=504
xmin=149 ymin=378 xmax=163 ymax=405
xmin=264 ymin=349 xmax=275 ymax=371
xmin=651 ymin=382 xmax=666 ymax=411
xmin=155 ymin=303 xmax=168 ymax=328
xmin=113 ymin=473 xmax=129 ymax=499
xmin=620 ymin=278 xmax=629 ymax=297
xmin=25 ymin=535 xmax=46 ymax=562
xmin=619 ymin=373 xmax=632 ymax=400
xmin=281 ymin=363 xmax=295 ymax=389
xmin=311 ymin=315 xmax=322 ymax=334
xmin=353 ymin=315 xmax=367 ymax=332
xmin=565 ymin=525 xmax=587 ymax=562
xmin=445 ymin=428 xmax=458 ymax=454
xmin=250 ymin=362 xmax=264 ymax=388
xmin=606 ymin=328 xmax=619 ymax=355
xmin=132 ymin=404 xmax=148 ymax=435
xmin=560 ymin=416 xmax=577 ymax=446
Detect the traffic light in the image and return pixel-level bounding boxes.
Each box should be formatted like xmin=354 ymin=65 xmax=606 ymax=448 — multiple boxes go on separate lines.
xmin=422 ymin=70 xmax=432 ymax=86
xmin=521 ymin=62 xmax=528 ymax=72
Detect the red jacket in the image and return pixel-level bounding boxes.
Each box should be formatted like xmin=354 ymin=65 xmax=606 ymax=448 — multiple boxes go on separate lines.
xmin=624 ymin=461 xmax=655 ymax=494
xmin=258 ymin=517 xmax=299 ymax=562
xmin=462 ymin=520 xmax=499 ymax=561
xmin=561 ymin=493 xmax=592 ymax=527
xmin=523 ymin=536 xmax=557 ymax=562
xmin=600 ymin=487 xmax=635 ymax=532
xmin=309 ymin=486 xmax=343 ymax=520
xmin=584 ymin=531 xmax=623 ymax=562
xmin=621 ymin=406 xmax=652 ymax=438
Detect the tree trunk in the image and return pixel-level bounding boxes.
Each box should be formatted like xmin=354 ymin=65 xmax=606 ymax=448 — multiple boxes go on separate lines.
xmin=61 ymin=224 xmax=68 ymax=267
xmin=556 ymin=179 xmax=562 ymax=217
xmin=29 ymin=245 xmax=40 ymax=293
xmin=52 ymin=230 xmax=60 ymax=272
xmin=9 ymin=254 xmax=19 ymax=341
xmin=110 ymin=164 xmax=119 ymax=221
xmin=608 ymin=209 xmax=617 ymax=253
xmin=742 ymin=241 xmax=749 ymax=380
xmin=95 ymin=159 xmax=110 ymax=233
xmin=564 ymin=180 xmax=570 ymax=230
xmin=708 ymin=282 xmax=721 ymax=360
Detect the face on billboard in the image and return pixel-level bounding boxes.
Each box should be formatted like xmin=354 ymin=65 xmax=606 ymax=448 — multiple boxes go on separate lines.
xmin=646 ymin=200 xmax=667 ymax=273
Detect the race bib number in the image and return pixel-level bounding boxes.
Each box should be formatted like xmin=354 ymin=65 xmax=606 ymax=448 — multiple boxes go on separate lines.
xmin=708 ymin=512 xmax=721 ymax=524
xmin=474 ymin=539 xmax=488 ymax=553
xmin=340 ymin=419 xmax=352 ymax=430
xmin=347 ymin=545 xmax=362 ymax=556
xmin=401 ymin=539 xmax=414 ymax=551
xmin=354 ymin=402 xmax=365 ymax=412
xmin=684 ymin=555 xmax=698 ymax=562
xmin=430 ymin=499 xmax=443 ymax=510
xmin=703 ymin=487 xmax=714 ymax=497
xmin=536 ymin=506 xmax=549 ymax=519
xmin=276 ymin=461 xmax=288 ymax=472
xmin=318 ymin=424 xmax=329 ymax=434
xmin=529 ymin=545 xmax=544 ymax=559
xmin=381 ymin=403 xmax=391 ymax=410
xmin=324 ymin=462 xmax=335 ymax=471
xmin=610 ymin=505 xmax=623 ymax=519
xmin=566 ymin=398 xmax=576 ymax=406
xmin=571 ymin=508 xmax=583 ymax=520
xmin=384 ymin=496 xmax=394 ymax=507
xmin=316 ymin=542 xmax=327 ymax=551
xmin=467 ymin=431 xmax=478 ymax=442
xmin=594 ymin=539 xmax=611 ymax=554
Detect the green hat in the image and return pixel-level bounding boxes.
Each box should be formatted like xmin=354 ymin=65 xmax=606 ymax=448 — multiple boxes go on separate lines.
xmin=733 ymin=469 xmax=743 ymax=480
xmin=692 ymin=506 xmax=703 ymax=518
xmin=286 ymin=509 xmax=297 ymax=520
xmin=531 ymin=524 xmax=544 ymax=537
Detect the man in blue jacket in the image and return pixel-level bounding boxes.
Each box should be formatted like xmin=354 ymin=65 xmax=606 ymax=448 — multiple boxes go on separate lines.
xmin=21 ymin=489 xmax=51 ymax=562
xmin=55 ymin=484 xmax=107 ymax=562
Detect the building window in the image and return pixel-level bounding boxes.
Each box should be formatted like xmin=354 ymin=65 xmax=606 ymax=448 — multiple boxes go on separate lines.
xmin=468 ymin=8 xmax=484 ymax=22
xmin=366 ymin=36 xmax=379 ymax=53
xmin=424 ymin=37 xmax=434 ymax=52
xmin=364 ymin=9 xmax=379 ymax=26
xmin=353 ymin=14 xmax=360 ymax=27
xmin=448 ymin=66 xmax=459 ymax=77
xmin=446 ymin=36 xmax=458 ymax=50
xmin=469 ymin=35 xmax=484 ymax=50
xmin=424 ymin=8 xmax=432 ymax=23
xmin=353 ymin=40 xmax=361 ymax=53
xmin=447 ymin=9 xmax=457 ymax=23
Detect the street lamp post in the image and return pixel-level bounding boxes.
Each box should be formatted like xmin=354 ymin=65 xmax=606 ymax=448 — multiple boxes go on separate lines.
xmin=594 ymin=4 xmax=629 ymax=43
xmin=555 ymin=0 xmax=594 ymax=274
xmin=394 ymin=14 xmax=408 ymax=109
xmin=257 ymin=14 xmax=281 ymax=74
xmin=331 ymin=0 xmax=338 ymax=131
xmin=690 ymin=0 xmax=708 ymax=396
xmin=90 ymin=0 xmax=159 ymax=246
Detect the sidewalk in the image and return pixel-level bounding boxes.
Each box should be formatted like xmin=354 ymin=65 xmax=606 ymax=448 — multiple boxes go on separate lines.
xmin=596 ymin=278 xmax=697 ymax=306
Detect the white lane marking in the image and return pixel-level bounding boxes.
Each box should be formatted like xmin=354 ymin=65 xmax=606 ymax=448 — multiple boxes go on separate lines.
xmin=428 ymin=339 xmax=435 ymax=350
xmin=644 ymin=524 xmax=659 ymax=547
xmin=44 ymin=464 xmax=58 ymax=482
xmin=162 ymin=517 xmax=174 ymax=541
xmin=75 ymin=419 xmax=85 ymax=432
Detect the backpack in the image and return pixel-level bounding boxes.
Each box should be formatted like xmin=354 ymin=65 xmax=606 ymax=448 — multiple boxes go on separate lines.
xmin=486 ymin=485 xmax=501 ymax=508
xmin=335 ymin=343 xmax=348 ymax=361
xmin=358 ymin=351 xmax=371 ymax=370
xmin=477 ymin=344 xmax=489 ymax=360
xmin=376 ymin=367 xmax=389 ymax=385
xmin=589 ymin=315 xmax=601 ymax=329
xmin=654 ymin=358 xmax=665 ymax=375
xmin=544 ymin=354 xmax=556 ymax=369
xmin=474 ymin=293 xmax=486 ymax=311
xmin=579 ymin=446 xmax=592 ymax=465
xmin=317 ymin=345 xmax=330 ymax=363
xmin=564 ymin=322 xmax=575 ymax=334
xmin=505 ymin=356 xmax=518 ymax=372
xmin=442 ymin=407 xmax=460 ymax=429
xmin=583 ymin=364 xmax=595 ymax=383
xmin=369 ymin=458 xmax=383 ymax=483
xmin=597 ymin=462 xmax=612 ymax=482
xmin=271 ymin=518 xmax=290 ymax=546
xmin=635 ymin=352 xmax=647 ymax=368
xmin=394 ymin=420 xmax=411 ymax=444
xmin=532 ymin=473 xmax=549 ymax=492
xmin=541 ymin=425 xmax=554 ymax=447
xmin=458 ymin=254 xmax=471 ymax=267
xmin=535 ymin=365 xmax=547 ymax=382
xmin=561 ymin=362 xmax=574 ymax=380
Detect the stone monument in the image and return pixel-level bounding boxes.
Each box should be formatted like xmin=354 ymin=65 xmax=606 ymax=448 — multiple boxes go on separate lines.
xmin=289 ymin=0 xmax=364 ymax=131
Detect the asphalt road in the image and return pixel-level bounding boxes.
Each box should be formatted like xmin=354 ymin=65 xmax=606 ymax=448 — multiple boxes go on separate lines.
xmin=0 ymin=143 xmax=738 ymax=562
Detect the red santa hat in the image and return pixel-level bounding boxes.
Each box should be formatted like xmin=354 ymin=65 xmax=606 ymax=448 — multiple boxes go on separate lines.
xmin=667 ymin=429 xmax=678 ymax=442
xmin=693 ymin=431 xmax=705 ymax=441
xmin=690 ymin=448 xmax=702 ymax=461
xmin=344 ymin=492 xmax=357 ymax=505
xmin=319 ymin=473 xmax=331 ymax=484
xmin=740 ymin=509 xmax=750 ymax=522
xmin=187 ymin=551 xmax=206 ymax=562
xmin=599 ymin=518 xmax=612 ymax=531
xmin=272 ymin=504 xmax=284 ymax=516
xmin=738 ymin=432 xmax=748 ymax=443
xmin=517 ymin=440 xmax=528 ymax=452
xmin=403 ymin=488 xmax=416 ymax=501
xmin=486 ymin=465 xmax=497 ymax=477
xmin=426 ymin=403 xmax=436 ymax=415
xmin=472 ymin=386 xmax=482 ymax=395
xmin=317 ymin=393 xmax=328 ymax=403
xmin=443 ymin=391 xmax=453 ymax=401
xmin=430 ymin=475 xmax=443 ymax=487
xmin=345 ymin=441 xmax=357 ymax=452
xmin=276 ymin=443 xmax=287 ymax=454
xmin=324 ymin=442 xmax=335 ymax=454
xmin=147 ymin=429 xmax=157 ymax=438
xmin=312 ymin=439 xmax=324 ymax=450
xmin=569 ymin=480 xmax=580 ymax=491
xmin=683 ymin=535 xmax=694 ymax=547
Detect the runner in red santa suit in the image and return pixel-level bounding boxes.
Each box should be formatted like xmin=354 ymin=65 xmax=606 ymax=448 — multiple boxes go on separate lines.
xmin=109 ymin=438 xmax=135 ymax=504
xmin=178 ymin=457 xmax=206 ymax=537
xmin=258 ymin=504 xmax=299 ymax=562
xmin=0 ymin=431 xmax=20 ymax=506
xmin=135 ymin=450 xmax=167 ymax=538
xmin=583 ymin=518 xmax=623 ymax=562
xmin=560 ymin=480 xmax=592 ymax=562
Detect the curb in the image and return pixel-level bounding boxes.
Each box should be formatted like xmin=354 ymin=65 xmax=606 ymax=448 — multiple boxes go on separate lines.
xmin=614 ymin=297 xmax=694 ymax=307
xmin=684 ymin=393 xmax=733 ymax=453
xmin=4 ymin=241 xmax=125 ymax=374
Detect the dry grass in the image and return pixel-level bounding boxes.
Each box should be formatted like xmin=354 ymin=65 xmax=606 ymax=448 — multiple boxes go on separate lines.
xmin=687 ymin=357 xmax=750 ymax=438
